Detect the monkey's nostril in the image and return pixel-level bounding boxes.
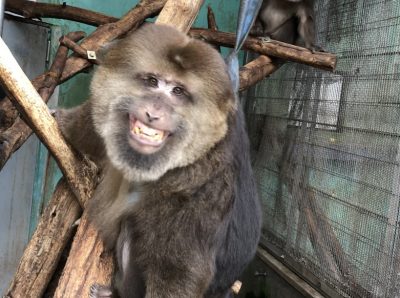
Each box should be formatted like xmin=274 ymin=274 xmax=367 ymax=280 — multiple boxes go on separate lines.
xmin=146 ymin=111 xmax=160 ymax=122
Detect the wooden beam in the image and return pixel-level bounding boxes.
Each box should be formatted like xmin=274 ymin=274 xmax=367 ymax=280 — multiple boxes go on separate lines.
xmin=257 ymin=247 xmax=325 ymax=298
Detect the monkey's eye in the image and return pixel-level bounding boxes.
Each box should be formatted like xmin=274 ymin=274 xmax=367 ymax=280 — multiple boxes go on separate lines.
xmin=172 ymin=87 xmax=184 ymax=96
xmin=146 ymin=77 xmax=158 ymax=87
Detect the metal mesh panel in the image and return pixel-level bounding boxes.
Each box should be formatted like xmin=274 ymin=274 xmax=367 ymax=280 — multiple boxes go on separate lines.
xmin=243 ymin=0 xmax=400 ymax=297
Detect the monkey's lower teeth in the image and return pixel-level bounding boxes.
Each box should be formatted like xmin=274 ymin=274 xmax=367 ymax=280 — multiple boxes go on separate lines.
xmin=132 ymin=126 xmax=164 ymax=142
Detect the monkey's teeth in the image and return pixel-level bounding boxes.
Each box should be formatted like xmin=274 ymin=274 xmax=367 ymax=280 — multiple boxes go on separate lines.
xmin=131 ymin=120 xmax=166 ymax=144
xmin=141 ymin=125 xmax=160 ymax=136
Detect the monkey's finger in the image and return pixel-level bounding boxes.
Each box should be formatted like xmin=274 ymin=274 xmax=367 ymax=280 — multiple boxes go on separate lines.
xmin=89 ymin=284 xmax=113 ymax=298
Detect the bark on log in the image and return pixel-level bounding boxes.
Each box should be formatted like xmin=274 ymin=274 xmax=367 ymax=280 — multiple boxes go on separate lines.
xmin=5 ymin=179 xmax=81 ymax=298
xmin=0 ymin=31 xmax=85 ymax=171
xmin=239 ymin=55 xmax=280 ymax=91
xmin=53 ymin=1 xmax=205 ymax=297
xmin=0 ymin=36 xmax=96 ymax=206
xmin=6 ymin=0 xmax=118 ymax=27
xmin=189 ymin=29 xmax=337 ymax=71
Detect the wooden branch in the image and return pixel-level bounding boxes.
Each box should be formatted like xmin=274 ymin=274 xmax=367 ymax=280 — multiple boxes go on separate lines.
xmin=59 ymin=0 xmax=167 ymax=83
xmin=5 ymin=179 xmax=81 ymax=298
xmin=156 ymin=0 xmax=204 ymax=32
xmin=189 ymin=29 xmax=337 ymax=71
xmin=207 ymin=6 xmax=218 ymax=31
xmin=59 ymin=36 xmax=99 ymax=65
xmin=239 ymin=55 xmax=280 ymax=91
xmin=0 ymin=36 xmax=97 ymax=206
xmin=0 ymin=98 xmax=17 ymax=131
xmin=54 ymin=1 xmax=205 ymax=296
xmin=6 ymin=0 xmax=118 ymax=26
xmin=0 ymin=31 xmax=85 ymax=171
xmin=207 ymin=6 xmax=221 ymax=53
xmin=53 ymin=214 xmax=115 ymax=298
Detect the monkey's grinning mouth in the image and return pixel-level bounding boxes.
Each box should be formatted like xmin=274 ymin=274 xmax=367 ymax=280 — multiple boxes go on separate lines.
xmin=129 ymin=118 xmax=168 ymax=147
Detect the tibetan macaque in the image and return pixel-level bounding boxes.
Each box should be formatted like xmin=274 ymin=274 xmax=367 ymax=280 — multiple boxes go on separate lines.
xmin=56 ymin=24 xmax=261 ymax=298
xmin=252 ymin=0 xmax=321 ymax=51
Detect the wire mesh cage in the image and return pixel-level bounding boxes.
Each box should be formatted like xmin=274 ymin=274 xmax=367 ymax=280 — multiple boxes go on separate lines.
xmin=243 ymin=0 xmax=400 ymax=297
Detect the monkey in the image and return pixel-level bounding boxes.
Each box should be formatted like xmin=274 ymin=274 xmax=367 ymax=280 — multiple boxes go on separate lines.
xmin=251 ymin=0 xmax=322 ymax=52
xmin=56 ymin=23 xmax=262 ymax=298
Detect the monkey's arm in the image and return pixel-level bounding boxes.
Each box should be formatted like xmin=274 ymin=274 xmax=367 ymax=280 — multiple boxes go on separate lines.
xmin=56 ymin=100 xmax=105 ymax=163
xmin=297 ymin=3 xmax=324 ymax=52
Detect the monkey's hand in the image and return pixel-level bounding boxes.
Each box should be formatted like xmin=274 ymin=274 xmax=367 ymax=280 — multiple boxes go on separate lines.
xmin=53 ymin=101 xmax=105 ymax=163
xmin=89 ymin=284 xmax=114 ymax=298
xmin=307 ymin=43 xmax=326 ymax=53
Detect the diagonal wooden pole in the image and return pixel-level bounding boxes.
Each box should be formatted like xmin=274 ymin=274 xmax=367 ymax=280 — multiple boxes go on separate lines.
xmin=0 ymin=35 xmax=96 ymax=208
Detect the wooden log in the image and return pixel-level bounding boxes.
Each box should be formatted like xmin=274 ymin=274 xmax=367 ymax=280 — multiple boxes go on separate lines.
xmin=0 ymin=31 xmax=85 ymax=171
xmin=0 ymin=35 xmax=97 ymax=205
xmin=239 ymin=55 xmax=280 ymax=91
xmin=189 ymin=28 xmax=337 ymax=71
xmin=6 ymin=0 xmax=118 ymax=26
xmin=53 ymin=1 xmax=205 ymax=297
xmin=4 ymin=179 xmax=81 ymax=298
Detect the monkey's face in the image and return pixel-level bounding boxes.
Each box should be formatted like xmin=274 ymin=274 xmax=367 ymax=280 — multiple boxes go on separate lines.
xmin=126 ymin=73 xmax=185 ymax=156
xmin=90 ymin=24 xmax=235 ymax=182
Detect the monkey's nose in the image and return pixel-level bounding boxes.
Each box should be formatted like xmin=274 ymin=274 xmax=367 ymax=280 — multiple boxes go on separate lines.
xmin=146 ymin=111 xmax=160 ymax=122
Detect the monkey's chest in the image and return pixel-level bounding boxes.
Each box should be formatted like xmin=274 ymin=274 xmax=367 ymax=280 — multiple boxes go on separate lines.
xmin=123 ymin=192 xmax=229 ymax=257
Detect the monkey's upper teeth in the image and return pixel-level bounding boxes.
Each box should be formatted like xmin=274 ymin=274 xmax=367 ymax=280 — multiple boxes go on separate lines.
xmin=130 ymin=119 xmax=166 ymax=144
